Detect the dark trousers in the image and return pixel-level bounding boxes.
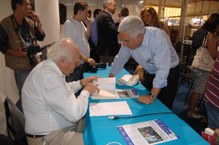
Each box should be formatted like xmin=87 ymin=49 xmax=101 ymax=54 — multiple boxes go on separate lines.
xmin=142 ymin=65 xmax=180 ymax=110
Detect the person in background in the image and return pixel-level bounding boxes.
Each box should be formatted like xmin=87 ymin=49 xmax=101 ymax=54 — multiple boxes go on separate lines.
xmin=88 ymin=9 xmax=92 ymax=19
xmin=140 ymin=7 xmax=169 ymax=35
xmin=186 ymin=13 xmax=219 ymax=119
xmin=0 ymin=0 xmax=45 ymax=111
xmin=89 ymin=8 xmax=102 ymax=62
xmin=204 ymin=52 xmax=219 ymax=144
xmin=96 ymin=0 xmax=120 ymax=64
xmin=109 ymin=16 xmax=179 ymax=110
xmin=64 ymin=1 xmax=95 ymax=82
xmin=22 ymin=38 xmax=99 ymax=145
xmin=116 ymin=7 xmax=129 ymax=26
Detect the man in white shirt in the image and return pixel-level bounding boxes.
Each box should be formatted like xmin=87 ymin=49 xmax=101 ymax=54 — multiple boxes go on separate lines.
xmin=64 ymin=1 xmax=95 ymax=82
xmin=22 ymin=38 xmax=99 ymax=145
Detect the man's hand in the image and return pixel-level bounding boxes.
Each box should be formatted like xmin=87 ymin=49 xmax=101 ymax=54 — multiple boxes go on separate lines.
xmin=87 ymin=58 xmax=95 ymax=65
xmin=109 ymin=73 xmax=114 ymax=77
xmin=83 ymin=83 xmax=99 ymax=94
xmin=8 ymin=49 xmax=27 ymax=57
xmin=29 ymin=11 xmax=41 ymax=25
xmin=80 ymin=76 xmax=98 ymax=87
xmin=138 ymin=95 xmax=155 ymax=104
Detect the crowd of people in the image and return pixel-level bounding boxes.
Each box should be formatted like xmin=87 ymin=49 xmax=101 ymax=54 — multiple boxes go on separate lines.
xmin=0 ymin=0 xmax=218 ymax=145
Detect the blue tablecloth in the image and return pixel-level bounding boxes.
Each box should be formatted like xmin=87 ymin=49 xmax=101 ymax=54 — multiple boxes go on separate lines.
xmin=83 ymin=67 xmax=208 ymax=145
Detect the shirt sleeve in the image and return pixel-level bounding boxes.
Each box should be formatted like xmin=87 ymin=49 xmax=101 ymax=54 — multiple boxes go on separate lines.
xmin=0 ymin=25 xmax=9 ymax=54
xmin=34 ymin=26 xmax=45 ymax=41
xmin=153 ymin=31 xmax=172 ymax=88
xmin=110 ymin=46 xmax=131 ymax=75
xmin=43 ymin=76 xmax=89 ymax=122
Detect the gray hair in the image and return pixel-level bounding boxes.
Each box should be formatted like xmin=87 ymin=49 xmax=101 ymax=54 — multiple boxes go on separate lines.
xmin=47 ymin=38 xmax=78 ymax=63
xmin=118 ymin=16 xmax=146 ymax=38
xmin=103 ymin=0 xmax=114 ymax=9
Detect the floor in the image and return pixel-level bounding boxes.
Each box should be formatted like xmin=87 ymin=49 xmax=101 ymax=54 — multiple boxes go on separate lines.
xmin=172 ymin=80 xmax=207 ymax=135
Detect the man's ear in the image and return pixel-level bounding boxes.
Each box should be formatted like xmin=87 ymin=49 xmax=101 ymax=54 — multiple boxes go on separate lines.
xmin=137 ymin=34 xmax=144 ymax=41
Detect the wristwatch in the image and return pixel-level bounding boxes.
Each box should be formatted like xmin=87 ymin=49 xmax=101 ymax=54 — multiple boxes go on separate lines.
xmin=149 ymin=94 xmax=157 ymax=101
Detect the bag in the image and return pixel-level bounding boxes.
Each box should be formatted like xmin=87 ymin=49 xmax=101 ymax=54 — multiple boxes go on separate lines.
xmin=191 ymin=34 xmax=215 ymax=72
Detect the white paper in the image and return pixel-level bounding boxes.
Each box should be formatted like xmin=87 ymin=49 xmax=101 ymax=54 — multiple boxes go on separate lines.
xmin=89 ymin=101 xmax=132 ymax=116
xmin=118 ymin=74 xmax=139 ymax=86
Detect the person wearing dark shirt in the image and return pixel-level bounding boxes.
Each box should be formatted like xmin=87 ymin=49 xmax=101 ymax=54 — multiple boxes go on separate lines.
xmin=0 ymin=0 xmax=45 ymax=111
xmin=96 ymin=0 xmax=120 ymax=64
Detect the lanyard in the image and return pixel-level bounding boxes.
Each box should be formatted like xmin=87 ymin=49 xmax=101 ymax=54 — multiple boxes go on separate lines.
xmin=11 ymin=15 xmax=33 ymax=50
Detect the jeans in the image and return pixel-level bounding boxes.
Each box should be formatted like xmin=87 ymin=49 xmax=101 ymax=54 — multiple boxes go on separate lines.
xmin=14 ymin=69 xmax=31 ymax=112
xmin=205 ymin=101 xmax=219 ymax=129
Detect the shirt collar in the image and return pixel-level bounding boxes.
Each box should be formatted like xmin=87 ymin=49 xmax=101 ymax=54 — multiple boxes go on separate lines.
xmin=47 ymin=59 xmax=65 ymax=78
xmin=104 ymin=9 xmax=112 ymax=16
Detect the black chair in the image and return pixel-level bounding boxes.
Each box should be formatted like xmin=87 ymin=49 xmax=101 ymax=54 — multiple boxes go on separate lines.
xmin=0 ymin=134 xmax=13 ymax=145
xmin=4 ymin=97 xmax=28 ymax=145
xmin=176 ymin=65 xmax=195 ymax=101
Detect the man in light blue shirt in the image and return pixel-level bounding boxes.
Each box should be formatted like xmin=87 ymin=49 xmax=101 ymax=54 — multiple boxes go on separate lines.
xmin=109 ymin=16 xmax=180 ymax=109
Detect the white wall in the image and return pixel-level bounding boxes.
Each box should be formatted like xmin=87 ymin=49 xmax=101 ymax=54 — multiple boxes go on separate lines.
xmin=0 ymin=0 xmax=60 ymax=103
xmin=35 ymin=0 xmax=60 ymax=47
xmin=0 ymin=0 xmax=18 ymax=103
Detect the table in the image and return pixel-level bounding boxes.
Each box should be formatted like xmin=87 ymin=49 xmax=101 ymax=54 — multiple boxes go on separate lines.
xmin=83 ymin=67 xmax=208 ymax=145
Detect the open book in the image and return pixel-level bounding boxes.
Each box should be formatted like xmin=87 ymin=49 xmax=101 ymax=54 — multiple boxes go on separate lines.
xmin=92 ymin=78 xmax=138 ymax=99
xmin=92 ymin=78 xmax=117 ymax=99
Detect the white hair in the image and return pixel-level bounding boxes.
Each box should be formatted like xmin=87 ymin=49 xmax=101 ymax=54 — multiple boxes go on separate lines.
xmin=118 ymin=16 xmax=146 ymax=38
xmin=47 ymin=38 xmax=79 ymax=63
xmin=103 ymin=0 xmax=114 ymax=9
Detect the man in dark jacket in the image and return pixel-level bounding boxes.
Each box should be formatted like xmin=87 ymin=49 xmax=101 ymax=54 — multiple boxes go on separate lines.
xmin=96 ymin=0 xmax=120 ymax=64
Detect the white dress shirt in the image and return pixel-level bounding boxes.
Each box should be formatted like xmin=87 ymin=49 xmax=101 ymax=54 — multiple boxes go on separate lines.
xmin=22 ymin=59 xmax=89 ymax=135
xmin=64 ymin=18 xmax=90 ymax=58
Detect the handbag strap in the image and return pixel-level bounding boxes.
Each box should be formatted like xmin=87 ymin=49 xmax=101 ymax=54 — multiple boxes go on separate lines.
xmin=201 ymin=33 xmax=209 ymax=48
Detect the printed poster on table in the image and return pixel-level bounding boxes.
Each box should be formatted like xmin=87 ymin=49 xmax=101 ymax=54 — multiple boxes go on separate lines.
xmin=117 ymin=119 xmax=178 ymax=145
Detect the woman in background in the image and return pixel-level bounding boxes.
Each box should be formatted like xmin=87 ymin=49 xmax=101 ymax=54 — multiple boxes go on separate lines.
xmin=140 ymin=7 xmax=169 ymax=35
xmin=187 ymin=13 xmax=219 ymax=119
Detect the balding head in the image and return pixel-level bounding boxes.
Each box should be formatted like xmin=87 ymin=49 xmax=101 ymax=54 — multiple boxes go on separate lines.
xmin=47 ymin=38 xmax=80 ymax=75
xmin=103 ymin=0 xmax=116 ymax=14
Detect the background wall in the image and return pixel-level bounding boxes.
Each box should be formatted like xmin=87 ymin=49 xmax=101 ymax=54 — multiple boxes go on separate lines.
xmin=0 ymin=0 xmax=18 ymax=103
xmin=0 ymin=0 xmax=60 ymax=103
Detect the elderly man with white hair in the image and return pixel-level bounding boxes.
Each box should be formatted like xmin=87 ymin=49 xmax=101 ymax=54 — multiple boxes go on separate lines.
xmin=22 ymin=38 xmax=99 ymax=145
xmin=109 ymin=16 xmax=180 ymax=110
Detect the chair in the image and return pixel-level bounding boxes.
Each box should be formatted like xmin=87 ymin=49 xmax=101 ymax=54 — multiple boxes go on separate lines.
xmin=0 ymin=134 xmax=13 ymax=145
xmin=4 ymin=96 xmax=28 ymax=145
xmin=176 ymin=65 xmax=195 ymax=101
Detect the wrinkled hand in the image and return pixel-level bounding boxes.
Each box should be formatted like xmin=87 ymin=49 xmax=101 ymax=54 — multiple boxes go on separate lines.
xmin=83 ymin=83 xmax=99 ymax=94
xmin=87 ymin=58 xmax=95 ymax=65
xmin=138 ymin=95 xmax=154 ymax=104
xmin=81 ymin=76 xmax=98 ymax=86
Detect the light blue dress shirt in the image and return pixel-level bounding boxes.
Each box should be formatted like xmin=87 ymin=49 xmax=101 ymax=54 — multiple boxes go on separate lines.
xmin=110 ymin=27 xmax=179 ymax=89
